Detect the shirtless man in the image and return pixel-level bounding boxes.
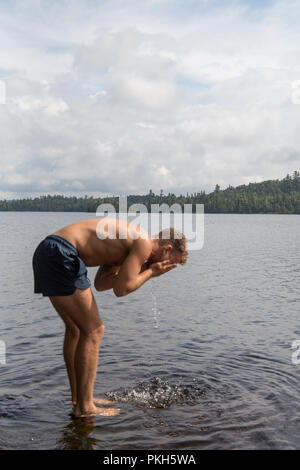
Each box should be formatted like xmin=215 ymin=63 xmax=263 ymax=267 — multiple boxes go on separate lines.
xmin=32 ymin=218 xmax=187 ymax=418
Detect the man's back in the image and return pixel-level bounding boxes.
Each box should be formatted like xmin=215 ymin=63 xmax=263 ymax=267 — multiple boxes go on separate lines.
xmin=53 ymin=217 xmax=150 ymax=267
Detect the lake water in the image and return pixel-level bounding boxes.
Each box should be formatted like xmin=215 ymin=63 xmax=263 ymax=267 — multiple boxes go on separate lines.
xmin=0 ymin=212 xmax=299 ymax=450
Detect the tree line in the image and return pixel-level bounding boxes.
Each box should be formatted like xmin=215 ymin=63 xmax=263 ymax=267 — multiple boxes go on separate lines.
xmin=0 ymin=171 xmax=299 ymax=213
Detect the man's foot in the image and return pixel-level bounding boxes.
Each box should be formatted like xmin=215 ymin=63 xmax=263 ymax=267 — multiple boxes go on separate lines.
xmin=73 ymin=403 xmax=120 ymax=418
xmin=94 ymin=397 xmax=115 ymax=405
xmin=73 ymin=405 xmax=120 ymax=418
xmin=72 ymin=398 xmax=116 ymax=406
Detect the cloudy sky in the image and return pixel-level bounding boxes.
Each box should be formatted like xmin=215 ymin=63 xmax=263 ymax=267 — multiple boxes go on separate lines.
xmin=0 ymin=0 xmax=300 ymax=199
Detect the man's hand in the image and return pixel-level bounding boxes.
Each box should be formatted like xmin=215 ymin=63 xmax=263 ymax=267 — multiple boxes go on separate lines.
xmin=149 ymin=260 xmax=177 ymax=277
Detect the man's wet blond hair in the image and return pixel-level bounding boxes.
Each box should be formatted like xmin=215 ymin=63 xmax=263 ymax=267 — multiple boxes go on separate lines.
xmin=157 ymin=228 xmax=188 ymax=265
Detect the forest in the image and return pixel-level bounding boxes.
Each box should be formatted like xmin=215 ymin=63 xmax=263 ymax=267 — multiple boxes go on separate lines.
xmin=0 ymin=171 xmax=299 ymax=213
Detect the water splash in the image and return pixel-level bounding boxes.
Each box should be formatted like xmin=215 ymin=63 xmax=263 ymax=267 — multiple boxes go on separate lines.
xmin=106 ymin=377 xmax=208 ymax=409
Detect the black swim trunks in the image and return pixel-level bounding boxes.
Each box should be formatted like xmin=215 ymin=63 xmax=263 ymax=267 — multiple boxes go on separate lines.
xmin=32 ymin=234 xmax=91 ymax=296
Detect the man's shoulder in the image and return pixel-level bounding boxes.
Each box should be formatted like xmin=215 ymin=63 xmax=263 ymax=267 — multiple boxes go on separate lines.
xmin=131 ymin=235 xmax=152 ymax=257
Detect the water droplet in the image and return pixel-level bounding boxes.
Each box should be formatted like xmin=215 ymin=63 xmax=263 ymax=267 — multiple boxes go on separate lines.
xmin=150 ymin=280 xmax=161 ymax=328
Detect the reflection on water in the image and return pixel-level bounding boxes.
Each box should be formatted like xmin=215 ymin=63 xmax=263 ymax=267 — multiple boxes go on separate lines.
xmin=0 ymin=212 xmax=300 ymax=449
xmin=57 ymin=419 xmax=97 ymax=450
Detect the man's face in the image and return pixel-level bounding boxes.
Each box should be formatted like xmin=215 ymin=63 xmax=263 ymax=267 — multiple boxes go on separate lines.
xmin=155 ymin=245 xmax=182 ymax=265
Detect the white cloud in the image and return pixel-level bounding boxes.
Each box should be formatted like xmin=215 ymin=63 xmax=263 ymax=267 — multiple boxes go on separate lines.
xmin=12 ymin=95 xmax=68 ymax=115
xmin=107 ymin=70 xmax=178 ymax=110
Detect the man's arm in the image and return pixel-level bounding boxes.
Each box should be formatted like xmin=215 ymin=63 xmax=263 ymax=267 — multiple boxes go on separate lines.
xmin=94 ymin=265 xmax=120 ymax=292
xmin=113 ymin=239 xmax=177 ymax=297
xmin=94 ymin=261 xmax=150 ymax=292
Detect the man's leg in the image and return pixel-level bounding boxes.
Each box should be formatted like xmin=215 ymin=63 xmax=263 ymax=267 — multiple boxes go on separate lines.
xmin=63 ymin=318 xmax=80 ymax=406
xmin=49 ymin=287 xmax=119 ymax=417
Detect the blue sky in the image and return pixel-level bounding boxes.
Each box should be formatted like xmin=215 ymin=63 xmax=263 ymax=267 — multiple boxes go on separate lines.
xmin=0 ymin=0 xmax=299 ymax=198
